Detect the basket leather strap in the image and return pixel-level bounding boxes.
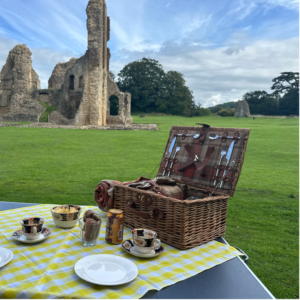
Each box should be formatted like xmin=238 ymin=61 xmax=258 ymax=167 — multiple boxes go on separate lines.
xmin=128 ymin=180 xmax=168 ymax=197
xmin=177 ymin=144 xmax=202 ymax=171
xmin=127 ymin=202 xmax=164 ymax=219
xmin=196 ymin=145 xmax=214 ymax=172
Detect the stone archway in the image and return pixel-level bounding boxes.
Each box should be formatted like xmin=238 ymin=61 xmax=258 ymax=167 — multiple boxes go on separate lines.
xmin=69 ymin=75 xmax=74 ymax=90
xmin=109 ymin=95 xmax=119 ymax=115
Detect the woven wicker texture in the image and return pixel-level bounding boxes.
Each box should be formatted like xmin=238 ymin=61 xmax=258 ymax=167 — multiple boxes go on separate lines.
xmin=114 ymin=186 xmax=229 ymax=250
xmin=114 ymin=125 xmax=250 ymax=250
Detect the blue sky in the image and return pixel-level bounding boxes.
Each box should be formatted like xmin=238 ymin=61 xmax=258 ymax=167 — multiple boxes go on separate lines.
xmin=0 ymin=0 xmax=298 ymax=107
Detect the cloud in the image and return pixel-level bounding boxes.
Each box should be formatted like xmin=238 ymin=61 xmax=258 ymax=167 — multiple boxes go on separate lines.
xmin=0 ymin=36 xmax=80 ymax=88
xmin=262 ymin=0 xmax=299 ymax=10
xmin=31 ymin=48 xmax=80 ymax=88
xmin=110 ymin=36 xmax=299 ymax=107
xmin=0 ymin=0 xmax=87 ymax=53
xmin=0 ymin=0 xmax=298 ymax=106
xmin=223 ymin=44 xmax=245 ymax=55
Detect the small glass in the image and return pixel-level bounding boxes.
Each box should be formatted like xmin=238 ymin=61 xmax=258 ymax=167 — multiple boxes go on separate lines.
xmin=79 ymin=217 xmax=101 ymax=247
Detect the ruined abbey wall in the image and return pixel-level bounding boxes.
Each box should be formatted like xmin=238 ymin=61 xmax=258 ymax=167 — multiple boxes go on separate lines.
xmin=48 ymin=58 xmax=78 ymax=90
xmin=107 ymin=75 xmax=132 ymax=124
xmin=0 ymin=45 xmax=44 ymax=122
xmin=0 ymin=0 xmax=132 ymax=125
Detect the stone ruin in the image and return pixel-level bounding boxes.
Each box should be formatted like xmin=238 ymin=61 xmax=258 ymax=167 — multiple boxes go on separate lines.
xmin=0 ymin=45 xmax=44 ymax=122
xmin=0 ymin=0 xmax=132 ymax=126
xmin=234 ymin=100 xmax=250 ymax=117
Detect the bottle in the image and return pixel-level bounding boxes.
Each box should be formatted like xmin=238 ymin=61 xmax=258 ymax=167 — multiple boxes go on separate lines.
xmin=105 ymin=209 xmax=124 ymax=244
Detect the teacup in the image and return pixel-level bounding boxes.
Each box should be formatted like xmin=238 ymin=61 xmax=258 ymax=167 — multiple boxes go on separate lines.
xmin=132 ymin=228 xmax=161 ymax=254
xmin=20 ymin=217 xmax=44 ymax=240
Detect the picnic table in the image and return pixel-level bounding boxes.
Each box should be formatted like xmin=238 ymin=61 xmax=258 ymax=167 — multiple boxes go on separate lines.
xmin=0 ymin=201 xmax=275 ymax=299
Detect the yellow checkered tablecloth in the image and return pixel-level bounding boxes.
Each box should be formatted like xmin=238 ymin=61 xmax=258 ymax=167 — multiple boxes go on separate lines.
xmin=0 ymin=204 xmax=242 ymax=299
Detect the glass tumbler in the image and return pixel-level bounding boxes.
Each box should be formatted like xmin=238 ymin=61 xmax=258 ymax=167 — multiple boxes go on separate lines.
xmin=79 ymin=217 xmax=101 ymax=247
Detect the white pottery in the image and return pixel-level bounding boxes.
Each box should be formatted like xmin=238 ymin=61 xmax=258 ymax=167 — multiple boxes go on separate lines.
xmin=0 ymin=248 xmax=13 ymax=268
xmin=122 ymin=239 xmax=164 ymax=258
xmin=12 ymin=228 xmax=52 ymax=244
xmin=20 ymin=217 xmax=44 ymax=240
xmin=131 ymin=228 xmax=161 ymax=254
xmin=51 ymin=205 xmax=81 ymax=228
xmin=74 ymin=254 xmax=138 ymax=285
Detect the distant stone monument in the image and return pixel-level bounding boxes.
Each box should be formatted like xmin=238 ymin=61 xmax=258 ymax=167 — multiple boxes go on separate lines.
xmin=234 ymin=100 xmax=250 ymax=117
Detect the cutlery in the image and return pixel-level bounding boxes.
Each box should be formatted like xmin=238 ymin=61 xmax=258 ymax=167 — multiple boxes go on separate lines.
xmin=209 ymin=133 xmax=240 ymax=140
xmin=220 ymin=141 xmax=235 ymax=188
xmin=168 ymin=146 xmax=180 ymax=176
xmin=214 ymin=144 xmax=228 ymax=185
xmin=163 ymin=137 xmax=176 ymax=176
xmin=177 ymin=133 xmax=200 ymax=138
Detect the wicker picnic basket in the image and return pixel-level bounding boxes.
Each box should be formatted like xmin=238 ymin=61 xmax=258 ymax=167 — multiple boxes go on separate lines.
xmin=113 ymin=125 xmax=250 ymax=250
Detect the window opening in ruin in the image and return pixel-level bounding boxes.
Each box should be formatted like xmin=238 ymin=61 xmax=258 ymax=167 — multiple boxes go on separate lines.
xmin=109 ymin=95 xmax=119 ymax=115
xmin=79 ymin=76 xmax=84 ymax=88
xmin=69 ymin=75 xmax=75 ymax=90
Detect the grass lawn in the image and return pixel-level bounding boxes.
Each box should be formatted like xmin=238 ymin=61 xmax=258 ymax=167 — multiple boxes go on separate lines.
xmin=39 ymin=101 xmax=57 ymax=122
xmin=0 ymin=115 xmax=298 ymax=298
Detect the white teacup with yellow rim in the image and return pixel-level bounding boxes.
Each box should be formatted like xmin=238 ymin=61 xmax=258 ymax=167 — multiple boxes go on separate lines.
xmin=132 ymin=228 xmax=161 ymax=254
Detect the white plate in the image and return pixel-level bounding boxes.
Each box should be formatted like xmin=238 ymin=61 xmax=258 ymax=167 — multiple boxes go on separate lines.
xmin=12 ymin=228 xmax=52 ymax=244
xmin=122 ymin=239 xmax=165 ymax=258
xmin=74 ymin=254 xmax=138 ymax=286
xmin=0 ymin=247 xmax=13 ymax=268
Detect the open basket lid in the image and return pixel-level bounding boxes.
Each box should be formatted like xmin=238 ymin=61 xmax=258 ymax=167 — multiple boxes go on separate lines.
xmin=156 ymin=124 xmax=251 ymax=197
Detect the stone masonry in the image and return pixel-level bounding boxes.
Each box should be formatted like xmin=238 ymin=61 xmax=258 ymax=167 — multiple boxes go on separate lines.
xmin=48 ymin=58 xmax=78 ymax=90
xmin=46 ymin=0 xmax=132 ymax=126
xmin=234 ymin=100 xmax=250 ymax=117
xmin=0 ymin=45 xmax=44 ymax=122
xmin=0 ymin=0 xmax=132 ymax=126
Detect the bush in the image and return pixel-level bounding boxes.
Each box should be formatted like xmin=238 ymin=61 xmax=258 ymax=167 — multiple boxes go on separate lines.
xmin=193 ymin=107 xmax=211 ymax=117
xmin=217 ymin=108 xmax=235 ymax=116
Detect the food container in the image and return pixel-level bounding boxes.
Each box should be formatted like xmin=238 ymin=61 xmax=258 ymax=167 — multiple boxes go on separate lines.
xmin=113 ymin=125 xmax=250 ymax=249
xmin=51 ymin=205 xmax=82 ymax=228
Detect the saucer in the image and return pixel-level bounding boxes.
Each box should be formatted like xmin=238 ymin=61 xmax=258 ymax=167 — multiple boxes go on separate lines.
xmin=122 ymin=239 xmax=164 ymax=258
xmin=0 ymin=247 xmax=13 ymax=268
xmin=12 ymin=228 xmax=51 ymax=244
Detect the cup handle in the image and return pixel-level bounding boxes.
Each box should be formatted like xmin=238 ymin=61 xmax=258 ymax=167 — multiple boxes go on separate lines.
xmin=33 ymin=226 xmax=37 ymax=235
xmin=154 ymin=239 xmax=161 ymax=250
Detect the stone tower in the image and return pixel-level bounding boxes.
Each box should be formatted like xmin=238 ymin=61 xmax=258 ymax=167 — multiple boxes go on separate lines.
xmin=86 ymin=0 xmax=109 ymax=126
xmin=234 ymin=100 xmax=250 ymax=117
xmin=0 ymin=45 xmax=43 ymax=121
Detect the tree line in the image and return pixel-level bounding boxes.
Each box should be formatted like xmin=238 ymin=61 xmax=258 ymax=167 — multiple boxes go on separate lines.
xmin=210 ymin=72 xmax=299 ymax=116
xmin=209 ymin=72 xmax=300 ymax=116
xmin=110 ymin=58 xmax=211 ymax=117
xmin=245 ymin=72 xmax=299 ymax=116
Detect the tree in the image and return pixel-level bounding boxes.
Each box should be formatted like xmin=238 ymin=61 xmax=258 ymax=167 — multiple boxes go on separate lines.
xmin=217 ymin=108 xmax=235 ymax=117
xmin=271 ymin=72 xmax=299 ymax=94
xmin=117 ymin=57 xmax=201 ymax=116
xmin=209 ymin=101 xmax=237 ymax=113
xmin=157 ymin=71 xmax=196 ymax=116
xmin=242 ymin=90 xmax=277 ymax=115
xmin=279 ymin=88 xmax=299 ymax=116
xmin=117 ymin=58 xmax=165 ymax=113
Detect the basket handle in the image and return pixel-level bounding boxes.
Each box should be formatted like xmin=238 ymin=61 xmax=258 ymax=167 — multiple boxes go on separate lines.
xmin=126 ymin=201 xmax=164 ymax=220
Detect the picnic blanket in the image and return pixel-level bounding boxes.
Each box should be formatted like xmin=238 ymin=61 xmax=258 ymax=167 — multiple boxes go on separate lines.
xmin=0 ymin=204 xmax=243 ymax=299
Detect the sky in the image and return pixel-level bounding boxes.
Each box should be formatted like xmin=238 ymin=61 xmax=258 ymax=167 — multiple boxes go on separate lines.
xmin=0 ymin=0 xmax=298 ymax=107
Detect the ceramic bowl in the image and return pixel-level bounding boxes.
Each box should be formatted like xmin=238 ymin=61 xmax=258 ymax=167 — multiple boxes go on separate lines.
xmin=51 ymin=205 xmax=81 ymax=228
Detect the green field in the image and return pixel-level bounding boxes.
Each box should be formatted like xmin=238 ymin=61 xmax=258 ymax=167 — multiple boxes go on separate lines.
xmin=0 ymin=116 xmax=298 ymax=299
